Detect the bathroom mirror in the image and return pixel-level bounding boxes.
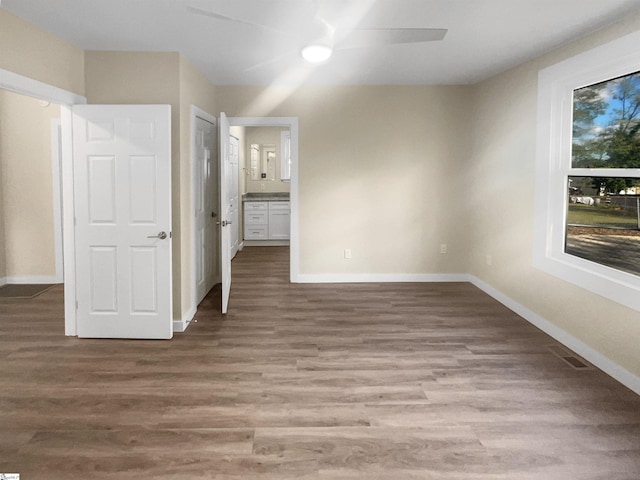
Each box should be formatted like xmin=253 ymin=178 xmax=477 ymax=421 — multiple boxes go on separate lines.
xmin=250 ymin=143 xmax=276 ymax=181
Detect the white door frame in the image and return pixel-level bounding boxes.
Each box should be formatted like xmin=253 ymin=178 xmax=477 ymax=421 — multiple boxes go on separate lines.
xmin=227 ymin=117 xmax=299 ymax=282
xmin=51 ymin=119 xmax=64 ymax=283
xmin=190 ymin=105 xmax=218 ymax=323
xmin=0 ymin=68 xmax=87 ymax=336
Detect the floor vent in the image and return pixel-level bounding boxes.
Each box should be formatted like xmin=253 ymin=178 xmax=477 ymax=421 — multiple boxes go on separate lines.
xmin=548 ymin=345 xmax=592 ymax=370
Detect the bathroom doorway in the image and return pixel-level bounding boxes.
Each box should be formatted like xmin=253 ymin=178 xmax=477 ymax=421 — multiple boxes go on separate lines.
xmin=222 ymin=116 xmax=299 ymax=285
xmin=232 ymin=125 xmax=291 ymax=249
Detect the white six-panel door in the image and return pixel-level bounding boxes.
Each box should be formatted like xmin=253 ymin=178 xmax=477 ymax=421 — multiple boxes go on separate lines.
xmin=73 ymin=105 xmax=172 ymax=339
xmin=194 ymin=116 xmax=217 ymax=304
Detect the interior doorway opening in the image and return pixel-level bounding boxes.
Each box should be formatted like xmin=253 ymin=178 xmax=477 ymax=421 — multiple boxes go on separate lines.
xmin=0 ymin=89 xmax=64 ymax=287
xmin=0 ymin=67 xmax=88 ymax=336
xmin=232 ymin=125 xmax=291 ymax=252
xmin=217 ymin=115 xmax=299 ymax=314
xmin=190 ymin=106 xmax=219 ymax=328
xmin=224 ymin=116 xmax=299 ymax=285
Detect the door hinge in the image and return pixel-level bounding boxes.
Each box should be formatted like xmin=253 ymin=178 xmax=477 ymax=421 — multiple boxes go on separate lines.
xmin=170 ymin=231 xmax=172 ymax=239
xmin=75 ymin=300 xmax=78 ymax=310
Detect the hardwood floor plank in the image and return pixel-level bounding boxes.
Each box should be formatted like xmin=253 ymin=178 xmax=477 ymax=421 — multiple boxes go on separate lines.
xmin=1 ymin=246 xmax=640 ymax=478
xmin=253 ymin=426 xmax=486 ymax=470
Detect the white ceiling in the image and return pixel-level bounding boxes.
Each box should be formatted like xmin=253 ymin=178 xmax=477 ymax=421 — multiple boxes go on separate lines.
xmin=3 ymin=0 xmax=640 ymax=86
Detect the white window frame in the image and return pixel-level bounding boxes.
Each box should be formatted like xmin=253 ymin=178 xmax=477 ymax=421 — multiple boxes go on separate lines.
xmin=534 ymin=30 xmax=640 ymax=312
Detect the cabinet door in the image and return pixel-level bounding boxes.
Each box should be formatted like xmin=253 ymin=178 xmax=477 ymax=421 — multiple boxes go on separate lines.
xmin=268 ymin=202 xmax=290 ymax=240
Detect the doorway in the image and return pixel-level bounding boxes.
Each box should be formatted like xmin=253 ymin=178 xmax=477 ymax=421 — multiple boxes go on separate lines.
xmin=224 ymin=116 xmax=299 ymax=283
xmin=0 ymin=89 xmax=63 ymax=287
xmin=217 ymin=115 xmax=299 ymax=313
xmin=191 ymin=106 xmax=219 ymax=320
xmin=233 ymin=125 xmax=291 ymax=251
xmin=0 ymin=67 xmax=87 ymax=335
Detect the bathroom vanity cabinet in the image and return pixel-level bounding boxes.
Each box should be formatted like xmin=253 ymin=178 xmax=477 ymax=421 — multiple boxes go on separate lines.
xmin=243 ymin=197 xmax=290 ymax=242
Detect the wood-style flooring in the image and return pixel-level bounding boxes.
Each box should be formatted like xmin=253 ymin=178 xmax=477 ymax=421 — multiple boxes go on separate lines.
xmin=1 ymin=246 xmax=640 ymax=479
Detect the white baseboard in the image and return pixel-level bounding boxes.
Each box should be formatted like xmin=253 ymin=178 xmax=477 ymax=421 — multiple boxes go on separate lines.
xmin=239 ymin=241 xmax=245 ymax=251
xmin=243 ymin=240 xmax=290 ymax=247
xmin=469 ymin=275 xmax=640 ymax=396
xmin=0 ymin=277 xmax=6 ymax=287
xmin=4 ymin=275 xmax=62 ymax=285
xmin=172 ymin=320 xmax=188 ymax=333
xmin=173 ymin=305 xmax=197 ymax=334
xmin=296 ymin=273 xmax=469 ymax=284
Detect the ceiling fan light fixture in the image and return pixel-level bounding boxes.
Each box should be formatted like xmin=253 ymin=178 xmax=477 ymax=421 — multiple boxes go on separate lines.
xmin=301 ymin=44 xmax=333 ymax=63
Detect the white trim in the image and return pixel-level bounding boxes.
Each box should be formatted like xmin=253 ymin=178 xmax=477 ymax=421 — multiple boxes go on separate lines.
xmin=50 ymin=119 xmax=64 ymax=283
xmin=4 ymin=275 xmax=61 ymax=284
xmin=296 ymin=273 xmax=469 ymax=284
xmin=534 ymin=30 xmax=640 ymax=313
xmin=243 ymin=240 xmax=290 ymax=247
xmin=172 ymin=320 xmax=188 ymax=333
xmin=0 ymin=277 xmax=7 ymax=287
xmin=0 ymin=67 xmax=87 ymax=337
xmin=61 ymin=106 xmax=78 ymax=336
xmin=173 ymin=305 xmax=197 ymax=333
xmin=469 ymin=276 xmax=640 ymax=396
xmin=0 ymin=69 xmax=85 ymax=105
xmin=190 ymin=105 xmax=217 ymax=316
xmin=228 ymin=117 xmax=299 ymax=282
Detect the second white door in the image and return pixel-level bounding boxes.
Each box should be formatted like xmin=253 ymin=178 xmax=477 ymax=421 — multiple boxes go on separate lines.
xmin=194 ymin=115 xmax=218 ymax=304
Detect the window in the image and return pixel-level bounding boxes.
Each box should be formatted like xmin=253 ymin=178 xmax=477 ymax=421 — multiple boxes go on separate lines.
xmin=535 ymin=30 xmax=640 ymax=312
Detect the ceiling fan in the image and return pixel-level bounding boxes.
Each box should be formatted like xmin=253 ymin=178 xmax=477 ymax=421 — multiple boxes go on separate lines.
xmin=185 ymin=1 xmax=447 ymax=67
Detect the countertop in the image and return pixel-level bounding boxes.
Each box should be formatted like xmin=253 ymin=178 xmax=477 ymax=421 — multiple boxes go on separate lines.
xmin=242 ymin=192 xmax=290 ymax=202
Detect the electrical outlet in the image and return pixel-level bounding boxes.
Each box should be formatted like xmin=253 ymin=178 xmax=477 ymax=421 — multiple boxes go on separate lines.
xmin=440 ymin=244 xmax=447 ymax=254
xmin=344 ymin=249 xmax=352 ymax=259
xmin=486 ymin=254 xmax=492 ymax=266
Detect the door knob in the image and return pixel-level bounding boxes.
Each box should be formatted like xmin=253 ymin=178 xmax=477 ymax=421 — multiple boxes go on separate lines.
xmin=217 ymin=220 xmax=232 ymax=227
xmin=147 ymin=231 xmax=167 ymax=240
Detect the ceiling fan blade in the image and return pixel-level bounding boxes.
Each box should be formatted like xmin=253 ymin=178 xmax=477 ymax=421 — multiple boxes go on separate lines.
xmin=186 ymin=5 xmax=291 ymax=36
xmin=243 ymin=50 xmax=299 ymax=72
xmin=338 ymin=28 xmax=447 ymax=50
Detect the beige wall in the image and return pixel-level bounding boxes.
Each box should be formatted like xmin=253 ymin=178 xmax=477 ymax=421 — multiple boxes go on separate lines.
xmin=244 ymin=127 xmax=291 ymax=194
xmin=0 ymin=9 xmax=84 ymax=95
xmin=216 ymin=85 xmax=473 ymax=275
xmin=0 ymin=9 xmax=82 ymax=283
xmin=0 ymin=121 xmax=5 ymax=280
xmin=467 ymin=12 xmax=640 ymax=377
xmin=0 ymin=90 xmax=60 ymax=279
